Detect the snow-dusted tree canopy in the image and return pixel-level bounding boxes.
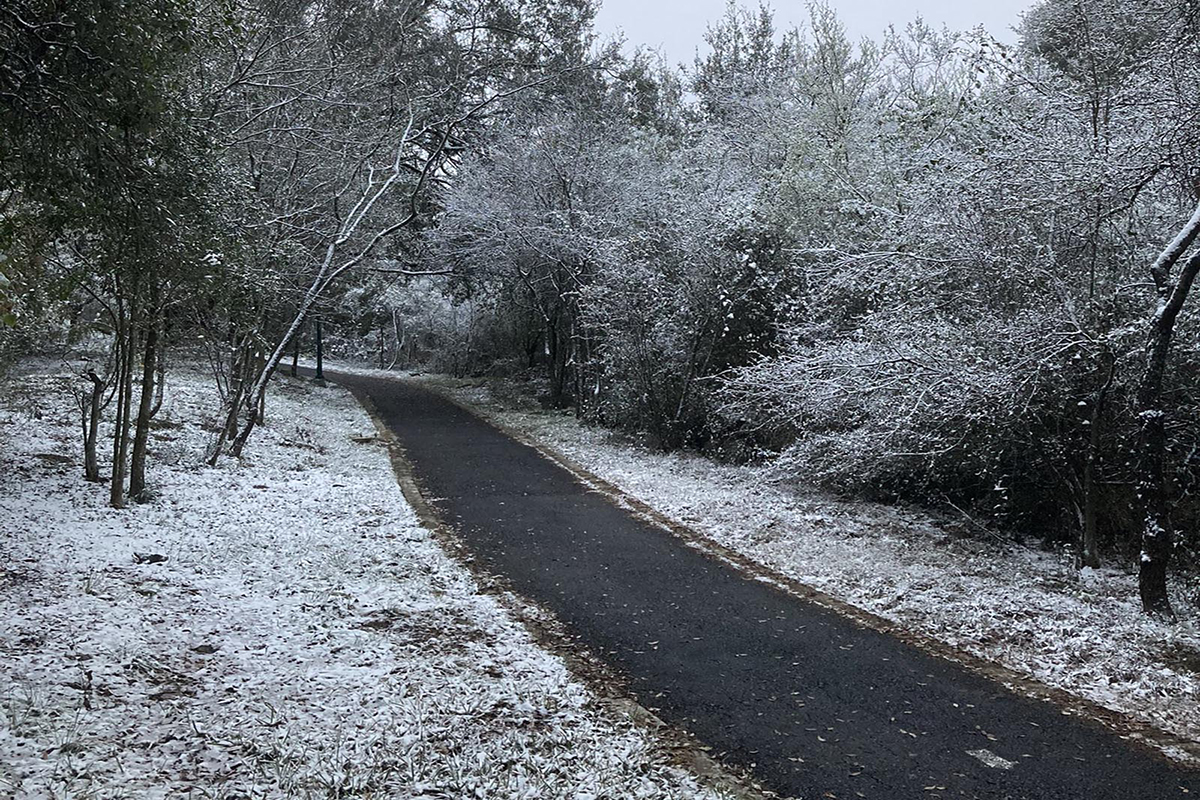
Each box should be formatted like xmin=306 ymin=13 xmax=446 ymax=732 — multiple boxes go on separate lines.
xmin=417 ymin=0 xmax=1200 ymax=615
xmin=4 ymin=0 xmax=1200 ymax=614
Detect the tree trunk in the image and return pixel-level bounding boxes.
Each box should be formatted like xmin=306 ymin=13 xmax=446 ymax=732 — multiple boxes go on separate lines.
xmin=1136 ymin=320 xmax=1176 ymax=615
xmin=149 ymin=355 xmax=165 ymax=419
xmin=1078 ymin=434 xmax=1101 ymax=569
xmin=251 ymin=343 xmax=266 ymax=425
xmin=129 ymin=319 xmax=159 ymax=501
xmin=225 ymin=341 xmax=248 ymax=438
xmin=290 ymin=330 xmax=300 ymax=377
xmin=547 ymin=318 xmax=569 ymax=408
xmin=1078 ymin=350 xmax=1114 ymax=569
xmin=82 ymin=370 xmax=105 ymax=482
xmin=390 ymin=310 xmax=403 ymax=369
xmin=109 ymin=318 xmax=136 ymax=509
xmin=206 ymin=337 xmax=249 ymax=466
xmin=525 ymin=328 xmax=540 ymax=370
xmin=1134 ymin=201 xmax=1200 ymax=616
xmin=207 ymin=378 xmax=244 ymax=466
xmin=315 ymin=317 xmax=325 ymax=381
xmin=570 ymin=316 xmax=583 ymax=419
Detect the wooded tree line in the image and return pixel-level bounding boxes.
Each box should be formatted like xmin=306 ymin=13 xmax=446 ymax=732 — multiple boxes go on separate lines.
xmin=381 ymin=0 xmax=1200 ymax=616
xmin=1 ymin=0 xmax=594 ymax=496
xmin=3 ymin=0 xmax=1200 ymax=617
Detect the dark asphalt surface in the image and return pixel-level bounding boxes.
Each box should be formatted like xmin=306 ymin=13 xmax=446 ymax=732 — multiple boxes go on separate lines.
xmin=333 ymin=371 xmax=1198 ymax=800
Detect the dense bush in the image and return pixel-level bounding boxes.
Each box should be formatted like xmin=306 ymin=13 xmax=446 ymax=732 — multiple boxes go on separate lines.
xmin=391 ymin=1 xmax=1200 ymax=593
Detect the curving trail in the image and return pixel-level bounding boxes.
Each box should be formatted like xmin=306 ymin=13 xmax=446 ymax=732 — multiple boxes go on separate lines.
xmin=331 ymin=370 xmax=1198 ymax=800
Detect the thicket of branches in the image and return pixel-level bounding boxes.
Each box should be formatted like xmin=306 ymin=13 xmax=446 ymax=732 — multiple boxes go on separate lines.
xmin=388 ymin=0 xmax=1200 ymax=615
xmin=1 ymin=0 xmax=596 ymax=501
xmin=5 ymin=0 xmax=1200 ymax=616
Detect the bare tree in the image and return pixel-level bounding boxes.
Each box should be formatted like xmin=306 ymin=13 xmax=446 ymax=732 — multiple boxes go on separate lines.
xmin=1134 ymin=199 xmax=1200 ymax=616
xmin=201 ymin=0 xmax=591 ymax=459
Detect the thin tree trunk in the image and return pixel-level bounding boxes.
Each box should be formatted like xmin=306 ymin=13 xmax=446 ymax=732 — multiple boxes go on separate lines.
xmin=1078 ymin=350 xmax=1114 ymax=569
xmin=570 ymin=316 xmax=583 ymax=419
xmin=221 ymin=339 xmax=246 ymax=442
xmin=207 ymin=377 xmax=244 ymax=466
xmin=129 ymin=318 xmax=159 ymax=501
xmin=315 ymin=317 xmax=325 ymax=380
xmin=226 ymin=342 xmax=247 ymax=439
xmin=1079 ymin=433 xmax=1101 ymax=569
xmin=150 ymin=355 xmax=165 ymax=419
xmin=109 ymin=316 xmax=136 ymax=509
xmin=547 ymin=317 xmax=568 ymax=408
xmin=252 ymin=343 xmax=266 ymax=425
xmin=290 ymin=330 xmax=300 ymax=377
xmin=389 ymin=310 xmax=403 ymax=370
xmin=525 ymin=328 xmax=539 ymax=370
xmin=1135 ymin=201 xmax=1200 ymax=616
xmin=206 ymin=337 xmax=248 ymax=466
xmin=83 ymin=370 xmax=105 ymax=482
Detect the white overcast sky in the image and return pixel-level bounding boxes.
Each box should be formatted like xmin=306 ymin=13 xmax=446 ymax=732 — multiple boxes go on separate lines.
xmin=594 ymin=0 xmax=1033 ymax=67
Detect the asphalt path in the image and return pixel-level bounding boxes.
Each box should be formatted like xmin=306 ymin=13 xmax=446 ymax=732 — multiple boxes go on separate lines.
xmin=330 ymin=370 xmax=1197 ymax=800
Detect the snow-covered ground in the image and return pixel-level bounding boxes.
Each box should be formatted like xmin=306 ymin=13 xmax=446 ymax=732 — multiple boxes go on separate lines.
xmin=410 ymin=372 xmax=1200 ymax=759
xmin=0 ymin=361 xmax=733 ymax=799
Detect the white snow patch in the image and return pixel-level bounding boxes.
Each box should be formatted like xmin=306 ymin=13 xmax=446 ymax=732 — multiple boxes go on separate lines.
xmin=966 ymin=749 xmax=1016 ymax=770
xmin=0 ymin=361 xmax=730 ymax=799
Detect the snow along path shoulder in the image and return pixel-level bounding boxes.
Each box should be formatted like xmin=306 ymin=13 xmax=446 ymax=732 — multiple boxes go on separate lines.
xmin=0 ymin=363 xmax=732 ymax=800
xmin=400 ymin=372 xmax=1200 ymax=758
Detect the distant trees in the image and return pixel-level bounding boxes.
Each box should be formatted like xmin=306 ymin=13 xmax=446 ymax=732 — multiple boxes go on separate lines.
xmin=419 ymin=7 xmax=802 ymax=448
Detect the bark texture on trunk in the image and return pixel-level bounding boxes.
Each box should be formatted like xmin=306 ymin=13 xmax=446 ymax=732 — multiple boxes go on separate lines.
xmin=315 ymin=317 xmax=325 ymax=381
xmin=129 ymin=319 xmax=159 ymax=501
xmin=1078 ymin=351 xmax=1114 ymax=570
xmin=83 ymin=370 xmax=105 ymax=483
xmin=149 ymin=356 xmax=165 ymax=419
xmin=109 ymin=319 xmax=135 ymax=509
xmin=1137 ymin=322 xmax=1176 ymax=616
xmin=1134 ymin=200 xmax=1200 ymax=616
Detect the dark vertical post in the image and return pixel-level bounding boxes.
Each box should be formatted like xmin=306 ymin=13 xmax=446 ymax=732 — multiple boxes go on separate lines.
xmin=315 ymin=317 xmax=325 ymax=381
xmin=290 ymin=329 xmax=300 ymax=377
